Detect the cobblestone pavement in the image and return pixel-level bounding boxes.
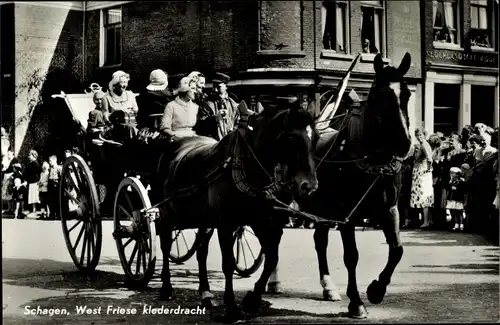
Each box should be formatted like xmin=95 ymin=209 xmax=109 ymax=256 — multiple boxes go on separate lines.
xmin=2 ymin=219 xmax=499 ymax=324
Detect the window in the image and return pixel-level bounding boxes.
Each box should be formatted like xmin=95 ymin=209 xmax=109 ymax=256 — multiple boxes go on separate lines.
xmin=470 ymin=0 xmax=492 ymax=49
xmin=434 ymin=84 xmax=459 ymax=135
xmin=101 ymin=7 xmax=122 ymax=66
xmin=433 ymin=0 xmax=460 ymax=46
xmin=321 ymin=0 xmax=349 ymax=53
xmin=361 ymin=0 xmax=385 ymax=55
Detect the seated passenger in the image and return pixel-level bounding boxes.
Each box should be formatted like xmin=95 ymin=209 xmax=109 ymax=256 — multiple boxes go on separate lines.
xmin=159 ymin=76 xmax=198 ymax=141
xmin=103 ymin=70 xmax=139 ymax=128
xmin=87 ymin=90 xmax=108 ymax=133
xmin=137 ymin=69 xmax=173 ymax=130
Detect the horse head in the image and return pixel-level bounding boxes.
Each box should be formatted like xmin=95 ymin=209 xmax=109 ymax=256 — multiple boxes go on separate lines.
xmin=365 ymin=53 xmax=412 ymax=159
xmin=244 ymin=97 xmax=319 ymax=197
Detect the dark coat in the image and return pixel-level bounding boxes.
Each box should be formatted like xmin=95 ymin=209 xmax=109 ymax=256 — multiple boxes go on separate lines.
xmin=136 ymin=89 xmax=173 ymax=129
xmin=447 ymin=177 xmax=467 ymax=203
xmin=195 ymin=93 xmax=239 ymax=141
xmin=24 ymin=160 xmax=41 ymax=184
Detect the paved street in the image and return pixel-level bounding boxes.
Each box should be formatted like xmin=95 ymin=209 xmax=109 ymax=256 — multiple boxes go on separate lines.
xmin=2 ymin=218 xmax=499 ymax=324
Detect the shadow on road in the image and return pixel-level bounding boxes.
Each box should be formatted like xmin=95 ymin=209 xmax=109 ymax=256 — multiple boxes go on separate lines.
xmin=401 ymin=231 xmax=496 ymax=247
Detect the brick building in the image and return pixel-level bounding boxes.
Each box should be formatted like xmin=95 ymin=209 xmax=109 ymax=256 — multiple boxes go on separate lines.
xmin=422 ymin=0 xmax=499 ymax=135
xmin=1 ymin=0 xmax=423 ymax=157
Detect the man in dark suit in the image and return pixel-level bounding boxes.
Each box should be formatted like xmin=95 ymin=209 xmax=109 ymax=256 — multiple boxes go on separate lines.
xmin=195 ymin=72 xmax=240 ymax=141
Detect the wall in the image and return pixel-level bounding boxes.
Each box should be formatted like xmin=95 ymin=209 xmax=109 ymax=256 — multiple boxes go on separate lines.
xmin=13 ymin=3 xmax=84 ymax=157
xmin=1 ymin=3 xmax=15 ymax=150
xmin=85 ymin=1 xmax=258 ymax=91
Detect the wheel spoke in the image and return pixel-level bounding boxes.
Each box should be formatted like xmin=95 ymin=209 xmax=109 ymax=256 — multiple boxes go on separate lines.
xmin=181 ymin=231 xmax=190 ymax=252
xmin=90 ymin=223 xmax=96 ymax=255
xmin=64 ymin=189 xmax=82 ymax=206
xmin=118 ymin=204 xmax=133 ymax=221
xmin=123 ymin=191 xmax=134 ymax=213
xmin=240 ymin=237 xmax=248 ymax=269
xmin=64 ymin=172 xmax=82 ymax=198
xmin=128 ymin=242 xmax=138 ymax=269
xmin=175 ymin=233 xmax=181 ymax=258
xmin=72 ymin=223 xmax=85 ymax=251
xmin=243 ymin=233 xmax=257 ymax=261
xmin=79 ymin=224 xmax=88 ymax=266
xmin=136 ymin=241 xmax=142 ymax=275
xmin=69 ymin=220 xmax=82 ymax=233
xmin=123 ymin=237 xmax=134 ymax=248
xmin=87 ymin=224 xmax=92 ymax=266
xmin=141 ymin=241 xmax=148 ymax=274
xmin=236 ymin=236 xmax=241 ymax=265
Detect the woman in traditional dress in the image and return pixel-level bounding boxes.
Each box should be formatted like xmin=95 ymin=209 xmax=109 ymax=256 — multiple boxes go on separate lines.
xmin=159 ymin=76 xmax=199 ymax=141
xmin=410 ymin=128 xmax=435 ymax=229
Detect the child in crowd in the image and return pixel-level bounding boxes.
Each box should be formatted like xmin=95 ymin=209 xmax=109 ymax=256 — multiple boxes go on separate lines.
xmin=446 ymin=167 xmax=467 ymax=231
xmin=38 ymin=161 xmax=50 ymax=219
xmin=48 ymin=155 xmax=62 ymax=220
xmin=12 ymin=163 xmax=26 ymax=219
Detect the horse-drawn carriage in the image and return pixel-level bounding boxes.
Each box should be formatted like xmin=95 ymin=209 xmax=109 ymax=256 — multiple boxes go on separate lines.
xmin=52 ymin=86 xmax=264 ymax=288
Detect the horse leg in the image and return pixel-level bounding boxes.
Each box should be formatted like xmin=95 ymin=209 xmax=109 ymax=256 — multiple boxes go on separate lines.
xmin=266 ymin=265 xmax=283 ymax=294
xmin=242 ymin=225 xmax=283 ymax=315
xmin=159 ymin=219 xmax=175 ymax=300
xmin=339 ymin=224 xmax=368 ymax=319
xmin=218 ymin=227 xmax=243 ymax=322
xmin=367 ymin=205 xmax=403 ymax=304
xmin=197 ymin=228 xmax=217 ymax=307
xmin=314 ymin=225 xmax=342 ymax=301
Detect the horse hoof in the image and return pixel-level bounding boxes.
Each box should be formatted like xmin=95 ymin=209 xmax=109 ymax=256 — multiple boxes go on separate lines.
xmin=348 ymin=302 xmax=368 ymax=319
xmin=201 ymin=297 xmax=218 ymax=308
xmin=223 ymin=306 xmax=244 ymax=324
xmin=159 ymin=287 xmax=176 ymax=301
xmin=241 ymin=291 xmax=261 ymax=315
xmin=323 ymin=289 xmax=342 ymax=301
xmin=266 ymin=281 xmax=283 ymax=294
xmin=367 ymin=280 xmax=386 ymax=304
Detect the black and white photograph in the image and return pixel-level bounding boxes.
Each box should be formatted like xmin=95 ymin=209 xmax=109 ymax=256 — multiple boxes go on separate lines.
xmin=1 ymin=0 xmax=499 ymax=324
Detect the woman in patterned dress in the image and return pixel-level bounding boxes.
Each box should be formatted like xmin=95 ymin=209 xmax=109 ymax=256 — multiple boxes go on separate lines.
xmin=410 ymin=128 xmax=435 ymax=229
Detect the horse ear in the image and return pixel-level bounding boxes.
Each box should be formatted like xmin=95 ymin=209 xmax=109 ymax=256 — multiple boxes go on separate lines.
xmin=373 ymin=53 xmax=384 ymax=74
xmin=397 ymin=52 xmax=411 ymax=76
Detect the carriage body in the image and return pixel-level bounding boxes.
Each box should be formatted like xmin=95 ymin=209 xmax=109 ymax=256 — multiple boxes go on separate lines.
xmin=54 ymin=88 xmax=263 ymax=286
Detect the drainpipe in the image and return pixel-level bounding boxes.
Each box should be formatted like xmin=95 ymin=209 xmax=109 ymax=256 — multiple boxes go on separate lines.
xmin=82 ymin=1 xmax=86 ymax=85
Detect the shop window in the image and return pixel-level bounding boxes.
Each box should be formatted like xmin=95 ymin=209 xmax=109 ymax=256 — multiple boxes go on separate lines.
xmin=471 ymin=85 xmax=495 ymax=127
xmin=434 ymin=84 xmax=459 ymax=135
xmin=100 ymin=7 xmax=122 ymax=67
xmin=433 ymin=0 xmax=461 ymax=48
xmin=321 ymin=0 xmax=349 ymax=53
xmin=470 ymin=0 xmax=493 ymax=49
xmin=361 ymin=1 xmax=385 ymax=55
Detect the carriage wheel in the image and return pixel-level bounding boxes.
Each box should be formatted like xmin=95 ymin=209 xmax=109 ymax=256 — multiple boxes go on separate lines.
xmin=59 ymin=154 xmax=103 ymax=273
xmin=113 ymin=177 xmax=157 ymax=288
xmin=169 ymin=229 xmax=208 ymax=264
xmin=233 ymin=226 xmax=264 ymax=277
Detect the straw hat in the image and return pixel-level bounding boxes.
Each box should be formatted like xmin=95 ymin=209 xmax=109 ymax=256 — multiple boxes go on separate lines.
xmin=450 ymin=167 xmax=461 ymax=174
xmin=146 ymin=69 xmax=168 ymax=91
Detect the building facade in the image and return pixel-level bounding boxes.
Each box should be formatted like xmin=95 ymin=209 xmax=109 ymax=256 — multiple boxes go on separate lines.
xmin=422 ymin=0 xmax=499 ymax=135
xmin=1 ymin=0 xmax=423 ymax=157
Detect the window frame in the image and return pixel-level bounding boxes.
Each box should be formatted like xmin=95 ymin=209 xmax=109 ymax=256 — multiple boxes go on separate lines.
xmin=99 ymin=6 xmax=123 ymax=67
xmin=432 ymin=0 xmax=462 ymax=50
xmin=321 ymin=0 xmax=350 ymax=54
xmin=360 ymin=0 xmax=386 ymax=57
xmin=470 ymin=0 xmax=494 ymax=51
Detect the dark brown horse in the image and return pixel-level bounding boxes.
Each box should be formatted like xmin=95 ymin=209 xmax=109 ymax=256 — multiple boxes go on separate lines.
xmin=156 ymin=100 xmax=319 ymax=321
xmin=269 ymin=53 xmax=413 ymax=319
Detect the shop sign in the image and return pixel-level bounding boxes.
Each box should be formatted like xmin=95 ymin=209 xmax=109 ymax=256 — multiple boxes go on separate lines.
xmin=426 ymin=49 xmax=497 ymax=67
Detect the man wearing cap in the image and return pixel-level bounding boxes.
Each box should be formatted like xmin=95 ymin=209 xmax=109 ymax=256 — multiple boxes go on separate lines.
xmin=137 ymin=69 xmax=173 ymax=138
xmin=196 ymin=72 xmax=239 ymax=141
